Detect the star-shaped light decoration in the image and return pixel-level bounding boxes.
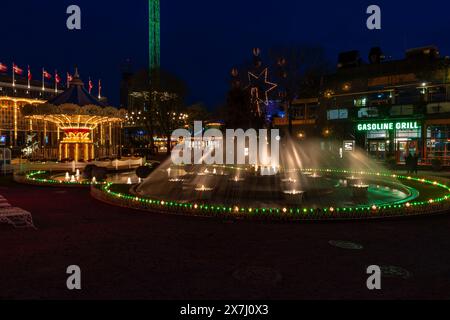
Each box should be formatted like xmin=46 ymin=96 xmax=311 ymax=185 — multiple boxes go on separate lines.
xmin=247 ymin=68 xmax=278 ymax=107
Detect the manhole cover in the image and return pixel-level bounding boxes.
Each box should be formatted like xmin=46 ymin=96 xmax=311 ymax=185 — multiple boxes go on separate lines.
xmin=329 ymin=240 xmax=364 ymax=250
xmin=233 ymin=266 xmax=282 ymax=286
xmin=380 ymin=265 xmax=412 ymax=279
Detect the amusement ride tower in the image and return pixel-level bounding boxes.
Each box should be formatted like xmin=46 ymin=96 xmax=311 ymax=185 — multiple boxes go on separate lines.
xmin=149 ymin=0 xmax=161 ymax=77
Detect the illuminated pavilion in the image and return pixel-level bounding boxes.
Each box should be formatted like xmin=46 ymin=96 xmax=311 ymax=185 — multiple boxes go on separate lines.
xmin=22 ymin=70 xmax=126 ymax=161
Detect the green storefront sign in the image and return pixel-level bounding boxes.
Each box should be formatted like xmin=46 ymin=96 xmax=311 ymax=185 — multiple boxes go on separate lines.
xmin=357 ymin=121 xmax=420 ymax=132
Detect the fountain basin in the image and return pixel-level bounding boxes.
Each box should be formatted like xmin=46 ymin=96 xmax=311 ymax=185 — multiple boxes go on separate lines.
xmin=283 ymin=190 xmax=305 ymax=205
xmin=352 ymin=184 xmax=369 ymax=198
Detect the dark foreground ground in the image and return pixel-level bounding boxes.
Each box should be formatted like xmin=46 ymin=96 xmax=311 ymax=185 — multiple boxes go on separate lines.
xmin=1 ymin=176 xmax=450 ymax=300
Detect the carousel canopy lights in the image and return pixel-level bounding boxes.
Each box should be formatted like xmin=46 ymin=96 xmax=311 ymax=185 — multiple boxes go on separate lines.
xmin=21 ymin=68 xmax=126 ymax=130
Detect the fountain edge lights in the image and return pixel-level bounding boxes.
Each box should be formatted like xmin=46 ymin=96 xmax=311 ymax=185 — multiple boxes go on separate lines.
xmin=92 ymin=168 xmax=450 ymax=220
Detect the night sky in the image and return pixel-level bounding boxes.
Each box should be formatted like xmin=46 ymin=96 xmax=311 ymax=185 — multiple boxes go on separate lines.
xmin=1 ymin=0 xmax=450 ymax=109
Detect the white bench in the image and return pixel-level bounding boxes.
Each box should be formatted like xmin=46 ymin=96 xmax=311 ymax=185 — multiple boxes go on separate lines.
xmin=0 ymin=207 xmax=36 ymax=229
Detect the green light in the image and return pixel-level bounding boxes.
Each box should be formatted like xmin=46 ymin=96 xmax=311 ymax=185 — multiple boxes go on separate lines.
xmin=149 ymin=0 xmax=160 ymax=76
xmin=357 ymin=121 xmax=420 ymax=132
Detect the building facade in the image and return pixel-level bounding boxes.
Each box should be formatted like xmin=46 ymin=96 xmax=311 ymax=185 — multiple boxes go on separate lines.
xmin=0 ymin=72 xmax=123 ymax=160
xmin=319 ymin=46 xmax=450 ymax=166
xmin=0 ymin=75 xmax=60 ymax=156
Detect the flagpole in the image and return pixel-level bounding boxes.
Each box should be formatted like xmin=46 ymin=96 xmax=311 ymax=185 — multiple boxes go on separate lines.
xmin=98 ymin=79 xmax=101 ymax=99
xmin=55 ymin=70 xmax=58 ymax=93
xmin=27 ymin=66 xmax=30 ymax=89
xmin=42 ymin=68 xmax=45 ymax=91
xmin=12 ymin=63 xmax=15 ymax=87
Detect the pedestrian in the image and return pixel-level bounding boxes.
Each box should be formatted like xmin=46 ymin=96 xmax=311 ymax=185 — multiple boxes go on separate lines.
xmin=406 ymin=153 xmax=413 ymax=174
xmin=413 ymin=153 xmax=420 ymax=174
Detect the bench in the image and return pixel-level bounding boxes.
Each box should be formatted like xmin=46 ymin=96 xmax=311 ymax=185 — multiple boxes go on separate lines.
xmin=0 ymin=207 xmax=36 ymax=229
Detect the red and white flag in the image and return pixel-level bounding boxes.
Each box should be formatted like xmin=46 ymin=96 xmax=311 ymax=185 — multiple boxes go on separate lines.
xmin=67 ymin=72 xmax=73 ymax=87
xmin=43 ymin=69 xmax=52 ymax=79
xmin=27 ymin=65 xmax=32 ymax=88
xmin=88 ymin=78 xmax=94 ymax=94
xmin=55 ymin=71 xmax=61 ymax=84
xmin=0 ymin=63 xmax=7 ymax=73
xmin=98 ymin=79 xmax=102 ymax=98
xmin=13 ymin=63 xmax=23 ymax=75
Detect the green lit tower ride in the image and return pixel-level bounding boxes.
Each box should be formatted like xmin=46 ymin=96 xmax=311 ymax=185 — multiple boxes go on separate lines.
xmin=149 ymin=0 xmax=160 ymax=78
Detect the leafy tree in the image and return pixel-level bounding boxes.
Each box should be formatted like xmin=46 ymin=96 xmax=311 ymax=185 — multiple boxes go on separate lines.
xmin=127 ymin=68 xmax=189 ymax=154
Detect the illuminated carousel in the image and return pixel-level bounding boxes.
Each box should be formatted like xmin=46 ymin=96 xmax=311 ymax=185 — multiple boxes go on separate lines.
xmin=22 ymin=69 xmax=126 ymax=161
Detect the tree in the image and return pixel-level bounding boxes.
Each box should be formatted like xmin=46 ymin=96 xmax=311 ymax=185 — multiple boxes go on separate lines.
xmin=127 ymin=68 xmax=189 ymax=154
xmin=186 ymin=103 xmax=210 ymax=123
xmin=268 ymin=45 xmax=331 ymax=134
xmin=152 ymin=91 xmax=188 ymax=154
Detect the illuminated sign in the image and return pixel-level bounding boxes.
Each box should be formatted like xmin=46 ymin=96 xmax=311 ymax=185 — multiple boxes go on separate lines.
xmin=343 ymin=140 xmax=355 ymax=152
xmin=357 ymin=121 xmax=420 ymax=132
xmin=0 ymin=136 xmax=5 ymax=146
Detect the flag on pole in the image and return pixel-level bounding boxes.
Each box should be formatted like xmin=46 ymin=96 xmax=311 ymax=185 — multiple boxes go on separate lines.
xmin=42 ymin=68 xmax=51 ymax=91
xmin=12 ymin=62 xmax=22 ymax=87
xmin=55 ymin=70 xmax=61 ymax=92
xmin=67 ymin=72 xmax=73 ymax=88
xmin=98 ymin=79 xmax=102 ymax=99
xmin=0 ymin=63 xmax=7 ymax=73
xmin=27 ymin=66 xmax=32 ymax=88
xmin=88 ymin=78 xmax=93 ymax=94
xmin=13 ymin=63 xmax=23 ymax=75
xmin=43 ymin=69 xmax=52 ymax=79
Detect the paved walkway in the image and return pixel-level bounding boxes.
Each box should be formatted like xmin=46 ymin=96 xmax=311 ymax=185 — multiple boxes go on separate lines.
xmin=0 ymin=176 xmax=450 ymax=299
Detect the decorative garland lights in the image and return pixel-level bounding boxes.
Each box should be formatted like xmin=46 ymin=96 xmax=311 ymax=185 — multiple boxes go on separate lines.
xmin=23 ymin=171 xmax=106 ymax=186
xmin=93 ymin=168 xmax=450 ymax=220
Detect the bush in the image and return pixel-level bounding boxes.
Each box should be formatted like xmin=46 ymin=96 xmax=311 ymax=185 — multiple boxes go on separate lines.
xmin=83 ymin=164 xmax=98 ymax=179
xmin=92 ymin=166 xmax=108 ymax=181
xmin=136 ymin=166 xmax=153 ymax=179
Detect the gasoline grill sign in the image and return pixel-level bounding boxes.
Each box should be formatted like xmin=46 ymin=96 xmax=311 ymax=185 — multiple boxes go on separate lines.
xmin=357 ymin=121 xmax=420 ymax=132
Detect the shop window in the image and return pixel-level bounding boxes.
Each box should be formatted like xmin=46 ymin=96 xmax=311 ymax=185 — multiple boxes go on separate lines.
xmin=426 ymin=125 xmax=450 ymax=163
xmin=327 ymin=109 xmax=348 ymax=120
xmin=390 ymin=105 xmax=414 ymax=116
xmin=428 ymin=86 xmax=447 ymax=102
xmin=397 ymin=129 xmax=421 ymax=139
xmin=354 ymin=97 xmax=367 ymax=107
xmin=358 ymin=107 xmax=379 ymax=118
xmin=307 ymin=105 xmax=318 ymax=119
xmin=427 ymin=102 xmax=450 ymax=114
xmin=367 ymin=131 xmax=387 ymax=139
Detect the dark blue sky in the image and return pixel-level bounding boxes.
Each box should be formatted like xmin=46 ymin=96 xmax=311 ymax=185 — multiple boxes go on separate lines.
xmin=1 ymin=0 xmax=450 ymax=108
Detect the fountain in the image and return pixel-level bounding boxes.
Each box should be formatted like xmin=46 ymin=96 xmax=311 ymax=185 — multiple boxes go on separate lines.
xmin=230 ymin=176 xmax=245 ymax=183
xmin=195 ymin=185 xmax=214 ymax=200
xmin=121 ymin=138 xmax=441 ymax=219
xmin=283 ymin=189 xmax=305 ymax=205
xmin=351 ymin=183 xmax=369 ymax=199
xmin=308 ymin=172 xmax=322 ymax=179
xmin=346 ymin=175 xmax=363 ymax=187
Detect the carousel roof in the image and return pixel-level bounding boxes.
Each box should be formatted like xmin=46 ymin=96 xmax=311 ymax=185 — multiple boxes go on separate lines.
xmin=21 ymin=69 xmax=126 ymax=128
xmin=47 ymin=68 xmax=106 ymax=107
